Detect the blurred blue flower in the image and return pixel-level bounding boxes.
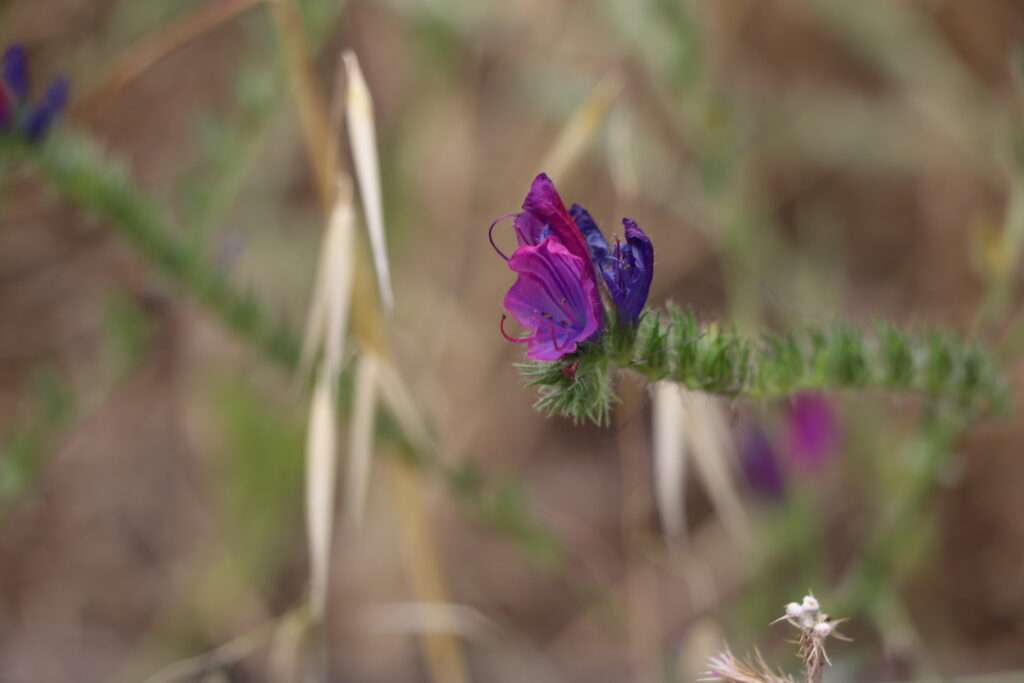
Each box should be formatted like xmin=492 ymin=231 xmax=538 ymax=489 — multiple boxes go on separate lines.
xmin=1 ymin=44 xmax=69 ymax=142
xmin=3 ymin=45 xmax=29 ymax=102
xmin=741 ymin=427 xmax=785 ymax=499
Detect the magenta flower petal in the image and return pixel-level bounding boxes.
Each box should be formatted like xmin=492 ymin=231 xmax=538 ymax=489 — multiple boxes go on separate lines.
xmin=514 ymin=210 xmax=548 ymax=246
xmin=521 ymin=174 xmax=599 ymax=268
xmin=503 ymin=239 xmax=601 ymax=361
xmin=512 ymin=173 xmax=604 ymax=338
xmin=786 ymin=393 xmax=839 ymax=468
xmin=0 ymin=85 xmax=9 ymax=129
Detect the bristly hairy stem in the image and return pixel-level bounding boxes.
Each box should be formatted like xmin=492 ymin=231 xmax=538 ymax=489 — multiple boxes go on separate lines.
xmin=4 ymin=132 xmax=565 ymax=569
xmin=521 ymin=304 xmax=1007 ymax=426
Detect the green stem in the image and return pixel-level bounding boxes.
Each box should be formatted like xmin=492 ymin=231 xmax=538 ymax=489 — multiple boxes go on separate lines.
xmin=523 ymin=305 xmax=1007 ymax=426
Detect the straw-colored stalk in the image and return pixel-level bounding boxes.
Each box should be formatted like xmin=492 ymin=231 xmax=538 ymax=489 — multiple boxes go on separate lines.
xmin=651 ymin=381 xmax=688 ymax=542
xmin=76 ymin=0 xmax=264 ymax=119
xmin=542 ymin=72 xmax=623 ymax=180
xmin=306 ymin=371 xmax=339 ymax=621
xmin=301 ymin=187 xmax=356 ymax=623
xmin=343 ymin=352 xmax=380 ymax=532
xmin=388 ymin=459 xmax=470 ymax=683
xmin=679 ymin=391 xmax=751 ymax=546
xmin=269 ymin=11 xmax=467 ymax=681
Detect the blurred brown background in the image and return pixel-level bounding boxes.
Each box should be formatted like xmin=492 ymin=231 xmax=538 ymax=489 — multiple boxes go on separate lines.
xmin=2 ymin=1 xmax=1024 ymax=681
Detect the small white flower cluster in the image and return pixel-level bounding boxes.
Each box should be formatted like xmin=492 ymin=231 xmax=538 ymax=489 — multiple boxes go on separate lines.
xmin=703 ymin=593 xmax=849 ymax=683
xmin=775 ymin=593 xmax=849 ymax=680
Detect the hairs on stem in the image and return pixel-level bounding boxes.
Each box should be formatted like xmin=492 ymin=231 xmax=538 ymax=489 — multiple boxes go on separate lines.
xmin=520 ymin=304 xmax=1006 ymax=427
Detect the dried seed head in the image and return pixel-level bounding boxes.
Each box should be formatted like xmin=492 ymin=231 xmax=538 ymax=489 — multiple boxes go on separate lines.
xmin=813 ymin=621 xmax=833 ymax=639
xmin=801 ymin=594 xmax=819 ymax=613
xmin=785 ymin=602 xmax=804 ymax=619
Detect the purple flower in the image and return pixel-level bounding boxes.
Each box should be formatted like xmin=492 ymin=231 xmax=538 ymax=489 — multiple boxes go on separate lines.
xmin=786 ymin=393 xmax=839 ymax=469
xmin=1 ymin=44 xmax=69 ymax=143
xmin=570 ymin=204 xmax=653 ymax=324
xmin=742 ymin=427 xmax=785 ymax=499
xmin=490 ymin=173 xmax=658 ymax=359
xmin=491 ymin=174 xmax=605 ymax=361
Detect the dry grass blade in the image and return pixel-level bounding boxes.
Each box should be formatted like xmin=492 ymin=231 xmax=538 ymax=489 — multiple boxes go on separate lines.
xmin=269 ymin=0 xmax=334 ymax=206
xmin=266 ymin=609 xmax=310 ymax=683
xmin=542 ymin=72 xmax=623 ymax=179
xmin=389 ymin=461 xmax=469 ymax=683
xmin=652 ymin=381 xmax=688 ymax=542
xmin=681 ymin=391 xmax=751 ymax=546
xmin=306 ymin=371 xmax=339 ymax=621
xmin=360 ymin=602 xmax=501 ymax=641
xmin=77 ymin=0 xmax=263 ymax=119
xmin=301 ymin=181 xmax=357 ymax=622
xmin=142 ymin=622 xmax=275 ymax=683
xmin=322 ymin=181 xmax=357 ymax=381
xmin=344 ymin=352 xmax=380 ymax=532
xmin=296 ymin=224 xmax=331 ymax=384
xmin=343 ymin=51 xmax=395 ymax=313
xmin=376 ymin=358 xmax=433 ymax=452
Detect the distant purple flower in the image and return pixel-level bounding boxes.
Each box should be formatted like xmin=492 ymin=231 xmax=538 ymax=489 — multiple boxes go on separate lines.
xmin=742 ymin=427 xmax=785 ymax=499
xmin=786 ymin=393 xmax=839 ymax=469
xmin=24 ymin=77 xmax=68 ymax=141
xmin=0 ymin=85 xmax=9 ymax=129
xmin=3 ymin=45 xmax=29 ymax=102
xmin=1 ymin=44 xmax=69 ymax=143
xmin=491 ymin=174 xmax=604 ymax=360
xmin=570 ymin=204 xmax=653 ymax=324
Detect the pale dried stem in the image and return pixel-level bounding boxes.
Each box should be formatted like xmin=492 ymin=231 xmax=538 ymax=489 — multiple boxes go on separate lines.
xmin=269 ymin=10 xmax=467 ymax=683
xmin=388 ymin=460 xmax=470 ymax=683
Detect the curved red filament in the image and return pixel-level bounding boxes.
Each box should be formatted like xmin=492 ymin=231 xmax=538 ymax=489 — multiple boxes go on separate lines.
xmin=488 ymin=213 xmax=518 ymax=261
xmin=550 ymin=326 xmax=565 ymax=351
xmin=500 ymin=314 xmax=532 ymax=343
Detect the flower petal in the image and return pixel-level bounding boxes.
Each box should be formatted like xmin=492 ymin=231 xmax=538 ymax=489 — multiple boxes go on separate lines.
xmin=0 ymin=86 xmax=9 ymax=129
xmin=569 ymin=203 xmax=610 ymax=264
xmin=786 ymin=393 xmax=839 ymax=468
xmin=614 ymin=218 xmax=654 ymax=323
xmin=521 ymin=173 xmax=593 ymax=267
xmin=514 ymin=211 xmax=548 ymax=246
xmin=503 ymin=239 xmax=601 ymax=360
xmin=3 ymin=44 xmax=28 ymax=102
xmin=24 ymin=77 xmax=68 ymax=142
xmin=519 ymin=174 xmax=604 ymax=335
xmin=569 ymin=210 xmax=654 ymax=325
xmin=742 ymin=428 xmax=785 ymax=499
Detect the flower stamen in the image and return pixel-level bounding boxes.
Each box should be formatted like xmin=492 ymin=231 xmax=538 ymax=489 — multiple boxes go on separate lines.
xmin=550 ymin=326 xmax=565 ymax=351
xmin=488 ymin=213 xmax=518 ymax=261
xmin=500 ymin=314 xmax=532 ymax=343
